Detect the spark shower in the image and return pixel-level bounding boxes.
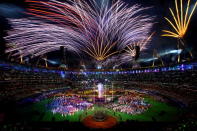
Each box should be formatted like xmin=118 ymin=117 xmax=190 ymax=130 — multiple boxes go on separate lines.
xmin=5 ymin=0 xmax=154 ymax=65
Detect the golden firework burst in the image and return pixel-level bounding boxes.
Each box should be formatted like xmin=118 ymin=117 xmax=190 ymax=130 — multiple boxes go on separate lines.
xmin=162 ymin=0 xmax=197 ymax=38
xmin=125 ymin=32 xmax=155 ymax=58
xmin=83 ymin=40 xmax=119 ymax=61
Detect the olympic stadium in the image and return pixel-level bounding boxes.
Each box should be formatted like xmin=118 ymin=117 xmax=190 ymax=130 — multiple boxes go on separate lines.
xmin=0 ymin=0 xmax=197 ymax=130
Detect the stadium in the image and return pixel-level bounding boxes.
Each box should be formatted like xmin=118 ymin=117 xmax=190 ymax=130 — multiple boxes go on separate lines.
xmin=0 ymin=0 xmax=197 ymax=130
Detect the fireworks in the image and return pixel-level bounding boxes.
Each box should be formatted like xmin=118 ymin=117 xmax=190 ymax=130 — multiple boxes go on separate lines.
xmin=162 ymin=0 xmax=197 ymax=63
xmin=6 ymin=18 xmax=82 ymax=57
xmin=118 ymin=32 xmax=155 ymax=65
xmin=162 ymin=0 xmax=197 ymax=38
xmin=5 ymin=0 xmax=154 ymax=63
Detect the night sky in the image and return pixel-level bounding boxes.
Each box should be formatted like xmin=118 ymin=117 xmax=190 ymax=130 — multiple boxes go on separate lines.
xmin=0 ymin=0 xmax=197 ymax=68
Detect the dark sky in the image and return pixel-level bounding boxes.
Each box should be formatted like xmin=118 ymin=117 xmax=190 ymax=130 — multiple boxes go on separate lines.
xmin=0 ymin=0 xmax=197 ymax=67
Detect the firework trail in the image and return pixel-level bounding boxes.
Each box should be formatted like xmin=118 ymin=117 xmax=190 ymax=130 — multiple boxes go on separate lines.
xmin=119 ymin=32 xmax=155 ymax=65
xmin=6 ymin=18 xmax=83 ymax=57
xmin=162 ymin=0 xmax=197 ymax=62
xmin=162 ymin=0 xmax=197 ymax=38
xmin=5 ymin=0 xmax=154 ymax=63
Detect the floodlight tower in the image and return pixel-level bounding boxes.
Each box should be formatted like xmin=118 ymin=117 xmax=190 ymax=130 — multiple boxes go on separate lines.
xmin=44 ymin=56 xmax=48 ymax=68
xmin=19 ymin=50 xmax=24 ymax=64
xmin=152 ymin=49 xmax=164 ymax=67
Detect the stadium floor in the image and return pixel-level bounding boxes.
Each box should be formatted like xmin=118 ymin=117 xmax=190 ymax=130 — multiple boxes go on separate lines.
xmin=14 ymin=97 xmax=182 ymax=123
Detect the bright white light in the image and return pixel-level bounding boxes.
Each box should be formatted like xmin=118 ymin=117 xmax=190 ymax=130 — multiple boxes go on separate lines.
xmin=97 ymin=65 xmax=102 ymax=69
xmin=138 ymin=49 xmax=183 ymax=63
xmin=160 ymin=49 xmax=183 ymax=56
xmin=139 ymin=57 xmax=158 ymax=62
xmin=169 ymin=49 xmax=182 ymax=54
xmin=97 ymin=83 xmax=104 ymax=98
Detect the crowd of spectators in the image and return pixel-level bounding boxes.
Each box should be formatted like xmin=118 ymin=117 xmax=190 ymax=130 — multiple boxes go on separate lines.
xmin=1 ymin=61 xmax=197 ymax=106
xmin=0 ymin=61 xmax=197 ymax=130
xmin=0 ymin=117 xmax=196 ymax=131
xmin=0 ymin=67 xmax=69 ymax=104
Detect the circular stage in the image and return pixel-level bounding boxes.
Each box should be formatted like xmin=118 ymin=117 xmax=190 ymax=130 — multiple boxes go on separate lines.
xmin=82 ymin=115 xmax=118 ymax=129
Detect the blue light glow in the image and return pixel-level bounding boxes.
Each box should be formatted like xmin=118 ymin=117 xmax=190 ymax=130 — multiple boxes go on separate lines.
xmin=60 ymin=71 xmax=66 ymax=78
xmin=0 ymin=61 xmax=196 ymax=76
